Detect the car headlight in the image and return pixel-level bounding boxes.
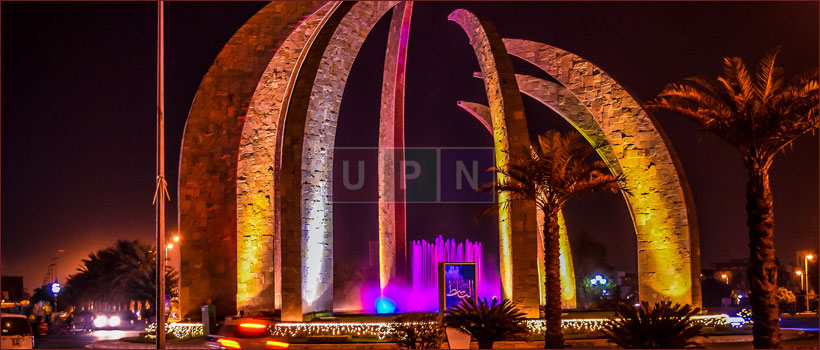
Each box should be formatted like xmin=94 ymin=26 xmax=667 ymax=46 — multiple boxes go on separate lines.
xmin=93 ymin=316 xmax=108 ymax=328
xmin=107 ymin=316 xmax=121 ymax=327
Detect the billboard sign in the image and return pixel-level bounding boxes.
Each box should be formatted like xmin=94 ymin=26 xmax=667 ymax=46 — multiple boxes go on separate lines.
xmin=439 ymin=262 xmax=477 ymax=312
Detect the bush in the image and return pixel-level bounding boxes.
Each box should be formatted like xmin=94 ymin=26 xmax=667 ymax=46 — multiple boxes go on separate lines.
xmin=601 ymin=301 xmax=703 ymax=349
xmin=776 ymin=288 xmax=797 ymax=315
xmin=392 ymin=312 xmax=443 ymax=349
xmin=442 ymin=297 xmax=529 ymax=349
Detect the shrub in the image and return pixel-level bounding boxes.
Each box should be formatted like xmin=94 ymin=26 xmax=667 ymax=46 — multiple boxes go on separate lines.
xmin=738 ymin=308 xmax=752 ymax=321
xmin=392 ymin=312 xmax=443 ymax=349
xmin=442 ymin=297 xmax=529 ymax=349
xmin=776 ymin=288 xmax=797 ymax=315
xmin=601 ymin=301 xmax=704 ymax=349
xmin=776 ymin=288 xmax=796 ymax=304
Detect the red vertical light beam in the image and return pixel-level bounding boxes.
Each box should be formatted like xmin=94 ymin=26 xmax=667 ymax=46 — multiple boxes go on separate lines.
xmin=394 ymin=1 xmax=413 ymax=281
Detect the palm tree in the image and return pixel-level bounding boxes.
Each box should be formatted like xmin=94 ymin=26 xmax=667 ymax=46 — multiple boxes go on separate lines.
xmin=62 ymin=240 xmax=179 ymax=316
xmin=485 ymin=130 xmax=625 ymax=349
xmin=647 ymin=47 xmax=818 ymax=349
xmin=601 ymin=301 xmax=703 ymax=349
xmin=442 ymin=297 xmax=529 ymax=349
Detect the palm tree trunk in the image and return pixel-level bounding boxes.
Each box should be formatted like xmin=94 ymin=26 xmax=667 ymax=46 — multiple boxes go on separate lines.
xmin=746 ymin=163 xmax=781 ymax=349
xmin=544 ymin=210 xmax=564 ymax=349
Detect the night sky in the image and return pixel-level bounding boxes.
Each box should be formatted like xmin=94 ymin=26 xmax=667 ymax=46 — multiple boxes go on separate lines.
xmin=2 ymin=1 xmax=818 ymax=293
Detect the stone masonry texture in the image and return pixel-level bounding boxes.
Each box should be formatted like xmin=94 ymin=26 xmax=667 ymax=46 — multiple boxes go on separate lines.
xmin=179 ymin=1 xmax=325 ymax=320
xmin=504 ymin=38 xmax=700 ymax=306
xmin=457 ymin=100 xmax=577 ymax=309
xmin=448 ymin=9 xmax=541 ymax=318
xmin=236 ymin=1 xmax=337 ymax=316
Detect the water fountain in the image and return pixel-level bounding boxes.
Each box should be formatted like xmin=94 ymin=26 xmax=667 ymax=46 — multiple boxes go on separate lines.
xmin=410 ymin=236 xmax=483 ymax=291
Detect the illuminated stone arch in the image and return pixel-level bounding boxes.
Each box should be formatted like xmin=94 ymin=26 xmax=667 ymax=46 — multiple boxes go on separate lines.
xmin=180 ymin=1 xmax=699 ymax=321
xmin=500 ymin=39 xmax=701 ymax=306
xmin=457 ymin=100 xmax=577 ymax=310
xmin=179 ymin=1 xmax=332 ymax=320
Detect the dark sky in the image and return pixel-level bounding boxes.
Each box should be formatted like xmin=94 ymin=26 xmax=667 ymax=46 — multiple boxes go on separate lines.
xmin=2 ymin=1 xmax=818 ymax=293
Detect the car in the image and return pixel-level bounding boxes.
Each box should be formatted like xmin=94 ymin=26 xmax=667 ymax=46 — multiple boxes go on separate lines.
xmin=1 ymin=313 xmax=34 ymax=349
xmin=83 ymin=311 xmax=138 ymax=331
xmin=204 ymin=316 xmax=289 ymax=349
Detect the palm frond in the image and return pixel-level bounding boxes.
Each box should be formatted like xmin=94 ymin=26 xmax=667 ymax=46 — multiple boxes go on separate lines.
xmin=601 ymin=301 xmax=704 ymax=349
xmin=755 ymin=46 xmax=783 ymax=101
xmin=651 ymin=47 xmax=819 ymax=164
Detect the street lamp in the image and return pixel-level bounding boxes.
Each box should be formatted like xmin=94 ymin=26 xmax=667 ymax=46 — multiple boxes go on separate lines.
xmin=590 ymin=274 xmax=608 ymax=286
xmin=805 ymin=254 xmax=814 ymax=292
xmin=165 ymin=243 xmax=174 ymax=261
xmin=721 ymin=273 xmax=729 ymax=284
xmin=796 ymin=270 xmax=804 ymax=291
xmin=51 ymin=282 xmax=61 ymax=313
xmin=172 ymin=235 xmax=180 ymax=243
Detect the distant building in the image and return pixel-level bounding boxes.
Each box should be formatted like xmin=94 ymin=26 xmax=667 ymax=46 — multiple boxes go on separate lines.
xmin=1 ymin=276 xmax=24 ymax=302
xmin=712 ymin=258 xmax=750 ymax=293
xmin=616 ymin=271 xmax=638 ymax=301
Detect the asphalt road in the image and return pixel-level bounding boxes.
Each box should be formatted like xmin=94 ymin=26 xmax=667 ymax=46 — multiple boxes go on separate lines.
xmin=34 ymin=330 xmax=143 ymax=349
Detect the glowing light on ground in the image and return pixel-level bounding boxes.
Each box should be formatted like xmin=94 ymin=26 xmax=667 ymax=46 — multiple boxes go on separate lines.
xmin=145 ymin=322 xmax=204 ymax=340
xmin=93 ymin=330 xmax=125 ymax=340
xmin=375 ymin=297 xmax=396 ymax=314
xmin=269 ymin=315 xmax=730 ymax=339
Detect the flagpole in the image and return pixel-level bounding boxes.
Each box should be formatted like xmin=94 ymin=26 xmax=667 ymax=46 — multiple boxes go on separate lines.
xmin=155 ymin=0 xmax=167 ymax=348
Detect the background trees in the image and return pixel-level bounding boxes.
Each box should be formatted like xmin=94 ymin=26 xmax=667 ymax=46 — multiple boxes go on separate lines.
xmin=61 ymin=239 xmax=178 ymax=317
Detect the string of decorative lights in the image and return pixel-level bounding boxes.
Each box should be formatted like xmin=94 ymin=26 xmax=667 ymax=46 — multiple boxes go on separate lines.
xmin=143 ymin=315 xmax=729 ymax=340
xmin=269 ymin=315 xmax=730 ymax=339
xmin=146 ymin=322 xmax=205 ymax=340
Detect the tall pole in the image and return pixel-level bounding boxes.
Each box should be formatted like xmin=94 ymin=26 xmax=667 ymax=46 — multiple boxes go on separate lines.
xmin=154 ymin=0 xmax=167 ymax=348
xmin=804 ymin=256 xmax=810 ymax=312
xmin=805 ymin=256 xmax=810 ymax=292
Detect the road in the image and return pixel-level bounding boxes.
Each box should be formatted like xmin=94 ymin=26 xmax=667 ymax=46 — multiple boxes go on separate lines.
xmin=703 ymin=332 xmax=819 ymax=349
xmin=34 ymin=330 xmax=144 ymax=349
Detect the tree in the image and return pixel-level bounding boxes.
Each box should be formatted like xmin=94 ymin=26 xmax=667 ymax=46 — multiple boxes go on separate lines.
xmin=647 ymin=47 xmax=818 ymax=348
xmin=775 ymin=287 xmax=796 ymax=315
xmin=571 ymin=231 xmax=616 ymax=308
xmin=442 ymin=297 xmax=529 ymax=349
xmin=483 ymin=130 xmax=624 ymax=348
xmin=601 ymin=301 xmax=703 ymax=349
xmin=62 ymin=240 xmax=179 ymax=316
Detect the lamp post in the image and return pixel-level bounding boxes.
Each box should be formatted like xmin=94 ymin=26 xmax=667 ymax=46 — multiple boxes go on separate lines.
xmin=805 ymin=254 xmax=814 ymax=292
xmin=721 ymin=273 xmax=729 ymax=285
xmin=796 ymin=270 xmax=804 ymax=291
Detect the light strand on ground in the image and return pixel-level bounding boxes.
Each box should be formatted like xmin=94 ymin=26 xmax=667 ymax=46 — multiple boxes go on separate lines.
xmin=269 ymin=315 xmax=730 ymax=339
xmin=146 ymin=322 xmax=204 ymax=340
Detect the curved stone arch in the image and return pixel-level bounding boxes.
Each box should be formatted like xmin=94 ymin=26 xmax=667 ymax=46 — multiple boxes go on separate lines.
xmin=448 ymin=9 xmax=540 ymax=317
xmin=237 ymin=1 xmax=340 ymax=315
xmin=457 ymin=100 xmax=576 ymax=309
xmin=182 ymin=2 xmax=702 ymax=323
xmin=284 ymin=0 xmax=399 ymax=317
xmin=378 ymin=1 xmax=413 ymax=290
xmin=503 ymin=39 xmax=699 ymax=305
xmin=178 ymin=1 xmax=331 ymax=320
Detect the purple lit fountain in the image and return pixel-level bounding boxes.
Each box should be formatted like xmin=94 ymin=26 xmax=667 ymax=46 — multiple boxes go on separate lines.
xmin=359 ymin=235 xmax=499 ymax=313
xmin=411 ymin=236 xmax=483 ymax=291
